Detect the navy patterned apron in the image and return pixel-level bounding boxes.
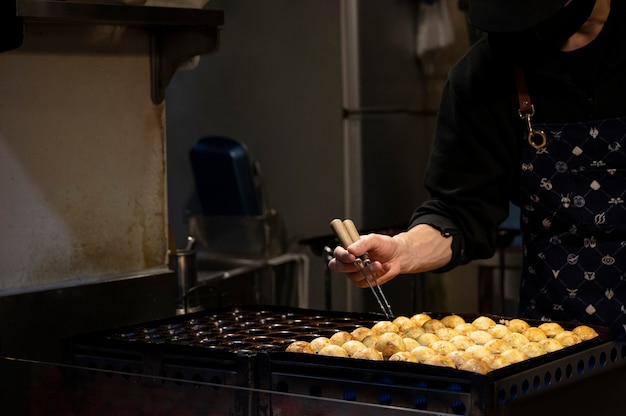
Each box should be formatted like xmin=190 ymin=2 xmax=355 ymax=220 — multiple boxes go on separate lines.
xmin=519 ymin=116 xmax=626 ymax=338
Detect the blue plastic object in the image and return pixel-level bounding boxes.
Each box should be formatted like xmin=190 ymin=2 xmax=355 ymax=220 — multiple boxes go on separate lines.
xmin=189 ymin=136 xmax=262 ymax=216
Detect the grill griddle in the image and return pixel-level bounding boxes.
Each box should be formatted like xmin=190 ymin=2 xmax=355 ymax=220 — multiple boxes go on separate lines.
xmin=69 ymin=305 xmax=626 ymax=415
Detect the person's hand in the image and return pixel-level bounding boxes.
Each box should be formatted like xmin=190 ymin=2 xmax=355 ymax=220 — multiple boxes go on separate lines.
xmin=328 ymin=224 xmax=453 ymax=288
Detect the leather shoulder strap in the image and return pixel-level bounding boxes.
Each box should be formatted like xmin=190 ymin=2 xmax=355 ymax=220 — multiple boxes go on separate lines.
xmin=513 ymin=66 xmax=533 ymax=115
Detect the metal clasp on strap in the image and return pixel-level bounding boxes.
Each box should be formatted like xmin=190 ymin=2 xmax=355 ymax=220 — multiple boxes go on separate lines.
xmin=514 ymin=66 xmax=547 ymax=150
xmin=519 ymin=104 xmax=547 ymax=149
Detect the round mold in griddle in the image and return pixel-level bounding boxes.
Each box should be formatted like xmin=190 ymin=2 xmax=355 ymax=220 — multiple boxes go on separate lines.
xmin=279 ymin=312 xmax=302 ymax=321
xmin=239 ymin=321 xmax=264 ymax=329
xmin=202 ymin=344 xmax=229 ymax=351
xmin=285 ymin=319 xmax=307 ymax=325
xmin=170 ymin=336 xmax=192 ymax=345
xmin=268 ymin=324 xmax=291 ymax=331
xmin=212 ymin=319 xmax=234 ymax=327
xmin=254 ymin=309 xmax=275 ymax=316
xmin=246 ymin=328 xmax=270 ymax=336
xmin=144 ymin=337 xmax=166 ymax=345
xmin=222 ymin=333 xmax=246 ymax=341
xmin=330 ymin=317 xmax=359 ymax=323
xmin=271 ymin=338 xmax=298 ymax=347
xmin=270 ymin=330 xmax=300 ymax=339
xmin=290 ymin=325 xmax=316 ymax=333
xmin=194 ymin=330 xmax=215 ymax=338
xmin=217 ymin=326 xmax=238 ymax=335
xmin=253 ymin=344 xmax=281 ymax=351
xmin=228 ymin=341 xmax=254 ymax=350
xmin=142 ymin=332 xmax=164 ymax=341
xmin=249 ymin=336 xmax=274 ymax=344
xmin=314 ymin=321 xmax=338 ymax=329
xmin=198 ymin=338 xmax=221 ymax=347
xmin=190 ymin=324 xmax=211 ymax=332
xmin=335 ymin=325 xmax=361 ymax=332
xmin=293 ymin=334 xmax=322 ymax=341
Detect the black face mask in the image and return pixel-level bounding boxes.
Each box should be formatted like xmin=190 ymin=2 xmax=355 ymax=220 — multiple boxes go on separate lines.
xmin=533 ymin=0 xmax=597 ymax=46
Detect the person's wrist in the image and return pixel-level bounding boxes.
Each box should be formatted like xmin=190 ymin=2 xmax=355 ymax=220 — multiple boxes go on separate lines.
xmin=394 ymin=224 xmax=453 ymax=272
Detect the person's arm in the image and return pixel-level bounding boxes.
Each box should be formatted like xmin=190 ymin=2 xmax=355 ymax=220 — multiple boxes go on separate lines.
xmin=410 ymin=41 xmax=520 ymax=271
xmin=330 ymin=39 xmax=520 ymax=284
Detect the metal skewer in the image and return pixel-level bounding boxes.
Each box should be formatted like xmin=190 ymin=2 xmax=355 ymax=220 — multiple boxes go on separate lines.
xmin=330 ymin=218 xmax=394 ymax=319
xmin=342 ymin=219 xmax=394 ymax=318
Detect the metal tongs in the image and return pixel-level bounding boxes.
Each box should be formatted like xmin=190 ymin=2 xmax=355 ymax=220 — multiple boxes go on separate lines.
xmin=330 ymin=219 xmax=394 ymax=319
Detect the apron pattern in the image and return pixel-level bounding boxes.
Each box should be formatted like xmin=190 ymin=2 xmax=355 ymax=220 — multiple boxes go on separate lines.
xmin=519 ymin=117 xmax=626 ymax=336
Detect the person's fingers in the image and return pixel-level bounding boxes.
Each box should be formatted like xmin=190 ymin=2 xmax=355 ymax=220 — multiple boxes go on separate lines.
xmin=332 ymin=246 xmax=355 ymax=262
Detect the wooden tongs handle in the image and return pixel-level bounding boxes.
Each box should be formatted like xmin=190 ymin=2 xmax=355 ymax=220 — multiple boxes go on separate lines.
xmin=329 ymin=218 xmax=394 ymax=319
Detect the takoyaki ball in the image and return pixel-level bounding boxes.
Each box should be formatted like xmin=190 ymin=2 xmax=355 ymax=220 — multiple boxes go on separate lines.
xmin=441 ymin=314 xmax=466 ymax=328
xmin=286 ymin=341 xmax=315 ymax=354
xmin=424 ymin=354 xmax=456 ymax=369
xmin=309 ymin=336 xmax=331 ymax=353
xmin=375 ymin=332 xmax=406 ymax=358
xmin=465 ymin=344 xmax=491 ymax=360
xmin=319 ymin=344 xmax=349 ymax=357
xmin=410 ymin=345 xmax=437 ymax=363
xmin=330 ymin=331 xmax=354 ymax=346
xmin=554 ymin=331 xmax=582 ymax=347
xmin=538 ymin=322 xmax=564 ymax=338
xmin=361 ymin=334 xmax=379 ymax=349
xmin=422 ymin=319 xmax=445 ymax=333
xmin=429 ymin=340 xmax=457 ymax=355
xmin=488 ymin=324 xmax=511 ymax=339
xmin=403 ymin=326 xmax=426 ymax=339
xmin=504 ymin=332 xmax=530 ymax=348
xmin=436 ymin=327 xmax=460 ymax=341
xmin=468 ymin=330 xmax=494 ymax=345
xmin=482 ymin=354 xmax=511 ymax=370
xmin=572 ymin=325 xmax=599 ymax=341
xmin=392 ymin=316 xmax=417 ymax=333
xmin=519 ymin=341 xmax=546 ymax=358
xmin=505 ymin=318 xmax=531 ymax=333
xmin=454 ymin=323 xmax=478 ymax=336
xmin=484 ymin=339 xmax=512 ymax=354
xmin=449 ymin=335 xmax=475 ymax=350
xmin=417 ymin=333 xmax=440 ymax=346
xmin=523 ymin=327 xmax=547 ymax=342
xmin=352 ymin=347 xmax=383 ymax=361
xmin=539 ymin=338 xmax=564 ymax=353
xmin=389 ymin=351 xmax=418 ymax=363
xmin=371 ymin=320 xmax=400 ymax=335
xmin=446 ymin=350 xmax=473 ymax=368
xmin=501 ymin=348 xmax=528 ymax=364
xmin=458 ymin=358 xmax=491 ymax=375
xmin=403 ymin=337 xmax=420 ymax=352
xmin=410 ymin=313 xmax=432 ymax=327
xmin=351 ymin=327 xmax=373 ymax=341
xmin=341 ymin=340 xmax=367 ymax=357
xmin=472 ymin=316 xmax=497 ymax=330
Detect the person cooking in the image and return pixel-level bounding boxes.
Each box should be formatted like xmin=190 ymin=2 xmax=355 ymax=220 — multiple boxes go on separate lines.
xmin=329 ymin=0 xmax=626 ymax=339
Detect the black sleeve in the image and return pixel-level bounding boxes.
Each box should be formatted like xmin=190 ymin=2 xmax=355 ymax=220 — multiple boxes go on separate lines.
xmin=409 ymin=43 xmax=522 ymax=271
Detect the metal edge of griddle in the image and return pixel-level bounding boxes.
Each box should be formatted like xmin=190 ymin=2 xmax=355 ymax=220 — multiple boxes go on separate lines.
xmin=483 ymin=340 xmax=626 ymax=413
